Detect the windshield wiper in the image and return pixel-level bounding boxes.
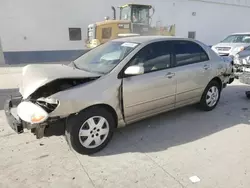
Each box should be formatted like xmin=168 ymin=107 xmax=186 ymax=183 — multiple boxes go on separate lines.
xmin=73 ymin=62 xmax=91 ymax=72
xmin=72 ymin=61 xmax=106 ymax=74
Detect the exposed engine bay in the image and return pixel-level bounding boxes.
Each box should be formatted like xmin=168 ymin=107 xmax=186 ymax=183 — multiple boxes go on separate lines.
xmin=13 ymin=77 xmax=100 ymax=139
xmin=28 ymin=77 xmax=99 ymax=113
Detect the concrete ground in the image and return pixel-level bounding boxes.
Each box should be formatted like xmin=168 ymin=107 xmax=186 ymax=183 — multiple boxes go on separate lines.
xmin=0 ymin=68 xmax=250 ymax=188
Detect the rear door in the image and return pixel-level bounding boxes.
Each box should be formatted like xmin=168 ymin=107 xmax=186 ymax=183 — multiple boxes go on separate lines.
xmin=122 ymin=41 xmax=176 ymax=123
xmin=172 ymin=40 xmax=212 ymax=107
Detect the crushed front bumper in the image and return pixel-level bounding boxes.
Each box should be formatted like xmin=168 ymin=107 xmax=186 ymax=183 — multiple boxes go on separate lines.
xmin=4 ymin=97 xmax=63 ymax=138
xmin=4 ymin=97 xmax=24 ymax=134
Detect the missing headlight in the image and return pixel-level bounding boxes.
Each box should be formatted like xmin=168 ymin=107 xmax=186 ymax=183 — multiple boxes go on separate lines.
xmin=29 ymin=78 xmax=99 ymax=100
xmin=35 ymin=101 xmax=58 ymax=113
xmin=35 ymin=98 xmax=59 ymax=113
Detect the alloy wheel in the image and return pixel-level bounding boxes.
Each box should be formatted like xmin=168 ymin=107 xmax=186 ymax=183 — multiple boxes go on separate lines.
xmin=206 ymin=86 xmax=219 ymax=107
xmin=78 ymin=116 xmax=109 ymax=148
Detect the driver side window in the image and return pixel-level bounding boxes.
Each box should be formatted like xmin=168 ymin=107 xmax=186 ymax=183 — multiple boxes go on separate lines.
xmin=128 ymin=41 xmax=172 ymax=74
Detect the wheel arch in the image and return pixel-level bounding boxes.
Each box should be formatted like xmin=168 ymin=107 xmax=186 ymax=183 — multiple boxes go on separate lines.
xmin=75 ymin=104 xmax=118 ymax=128
xmin=209 ymin=77 xmax=223 ymax=91
xmin=199 ymin=76 xmax=222 ymax=101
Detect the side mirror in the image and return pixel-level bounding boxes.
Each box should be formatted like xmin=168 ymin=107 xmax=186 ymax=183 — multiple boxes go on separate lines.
xmin=124 ymin=65 xmax=144 ymax=75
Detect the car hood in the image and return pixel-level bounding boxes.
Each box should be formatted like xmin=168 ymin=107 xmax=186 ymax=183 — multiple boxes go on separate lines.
xmin=213 ymin=43 xmax=249 ymax=48
xmin=20 ymin=64 xmax=101 ymax=99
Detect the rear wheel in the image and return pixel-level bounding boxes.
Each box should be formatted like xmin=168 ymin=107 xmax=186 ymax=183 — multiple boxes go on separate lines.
xmin=65 ymin=107 xmax=115 ymax=155
xmin=199 ymin=80 xmax=221 ymax=111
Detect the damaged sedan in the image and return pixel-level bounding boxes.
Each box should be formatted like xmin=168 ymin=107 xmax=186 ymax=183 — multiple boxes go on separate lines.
xmin=5 ymin=36 xmax=234 ymax=155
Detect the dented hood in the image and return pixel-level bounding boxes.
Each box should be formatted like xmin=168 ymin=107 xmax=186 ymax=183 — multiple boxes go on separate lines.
xmin=20 ymin=64 xmax=100 ymax=99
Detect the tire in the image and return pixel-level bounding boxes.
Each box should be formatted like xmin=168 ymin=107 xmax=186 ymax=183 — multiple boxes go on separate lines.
xmin=199 ymin=80 xmax=221 ymax=111
xmin=245 ymin=91 xmax=250 ymax=99
xmin=65 ymin=106 xmax=115 ymax=155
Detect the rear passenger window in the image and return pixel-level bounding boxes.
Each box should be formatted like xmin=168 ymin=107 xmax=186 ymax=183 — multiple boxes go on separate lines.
xmin=128 ymin=41 xmax=172 ymax=74
xmin=174 ymin=41 xmax=209 ymax=66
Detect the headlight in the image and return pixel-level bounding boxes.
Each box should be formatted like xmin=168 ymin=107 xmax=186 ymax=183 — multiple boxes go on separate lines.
xmin=17 ymin=101 xmax=48 ymax=124
xmin=211 ymin=46 xmax=218 ymax=53
xmin=234 ymin=46 xmax=245 ymax=53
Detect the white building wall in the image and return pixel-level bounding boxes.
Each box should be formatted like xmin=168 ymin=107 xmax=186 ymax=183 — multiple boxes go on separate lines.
xmin=0 ymin=0 xmax=176 ymax=51
xmin=176 ymin=0 xmax=250 ymax=44
xmin=0 ymin=0 xmax=183 ymax=52
xmin=0 ymin=0 xmax=107 ymax=51
xmin=0 ymin=0 xmax=250 ymax=52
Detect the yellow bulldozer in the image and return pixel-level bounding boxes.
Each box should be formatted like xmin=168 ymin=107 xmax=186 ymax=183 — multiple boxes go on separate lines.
xmin=85 ymin=3 xmax=175 ymax=49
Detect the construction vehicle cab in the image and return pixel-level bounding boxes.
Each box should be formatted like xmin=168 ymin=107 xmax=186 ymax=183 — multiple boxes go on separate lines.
xmin=120 ymin=4 xmax=153 ymax=34
xmin=86 ymin=3 xmax=153 ymax=49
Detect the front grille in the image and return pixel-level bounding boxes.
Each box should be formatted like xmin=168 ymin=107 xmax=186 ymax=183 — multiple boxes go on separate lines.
xmin=216 ymin=47 xmax=231 ymax=51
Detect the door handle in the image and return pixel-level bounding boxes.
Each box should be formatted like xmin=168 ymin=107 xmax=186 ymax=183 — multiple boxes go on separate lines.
xmin=165 ymin=72 xmax=175 ymax=78
xmin=203 ymin=64 xmax=210 ymax=70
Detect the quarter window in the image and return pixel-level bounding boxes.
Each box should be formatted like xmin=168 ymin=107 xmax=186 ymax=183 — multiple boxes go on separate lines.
xmin=174 ymin=41 xmax=209 ymax=66
xmin=128 ymin=41 xmax=172 ymax=74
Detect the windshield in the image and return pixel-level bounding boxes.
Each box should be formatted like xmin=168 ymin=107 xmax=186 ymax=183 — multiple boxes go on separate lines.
xmin=221 ymin=34 xmax=250 ymax=43
xmin=121 ymin=7 xmax=131 ymax=20
xmin=132 ymin=7 xmax=149 ymax=24
xmin=73 ymin=41 xmax=139 ymax=74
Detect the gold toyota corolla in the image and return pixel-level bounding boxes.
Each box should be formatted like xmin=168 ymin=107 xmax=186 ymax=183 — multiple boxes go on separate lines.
xmin=5 ymin=36 xmax=234 ymax=155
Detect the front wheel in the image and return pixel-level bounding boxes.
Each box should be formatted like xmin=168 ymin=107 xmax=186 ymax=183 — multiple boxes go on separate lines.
xmin=199 ymin=80 xmax=221 ymax=111
xmin=65 ymin=107 xmax=115 ymax=155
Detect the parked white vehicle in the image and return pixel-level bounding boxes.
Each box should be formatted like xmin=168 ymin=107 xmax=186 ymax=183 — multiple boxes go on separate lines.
xmin=212 ymin=32 xmax=250 ymax=57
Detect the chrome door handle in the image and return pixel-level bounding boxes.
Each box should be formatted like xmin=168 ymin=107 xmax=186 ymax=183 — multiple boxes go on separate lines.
xmin=165 ymin=72 xmax=175 ymax=78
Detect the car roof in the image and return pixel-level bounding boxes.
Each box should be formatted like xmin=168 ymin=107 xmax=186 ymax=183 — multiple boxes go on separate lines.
xmin=113 ymin=35 xmax=194 ymax=44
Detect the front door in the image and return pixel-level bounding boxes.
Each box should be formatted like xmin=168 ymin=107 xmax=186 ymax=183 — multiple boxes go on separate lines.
xmin=172 ymin=40 xmax=212 ymax=107
xmin=122 ymin=41 xmax=176 ymax=123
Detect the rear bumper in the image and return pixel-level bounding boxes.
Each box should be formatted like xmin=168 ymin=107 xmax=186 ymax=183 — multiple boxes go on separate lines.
xmin=4 ymin=97 xmax=24 ymax=134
